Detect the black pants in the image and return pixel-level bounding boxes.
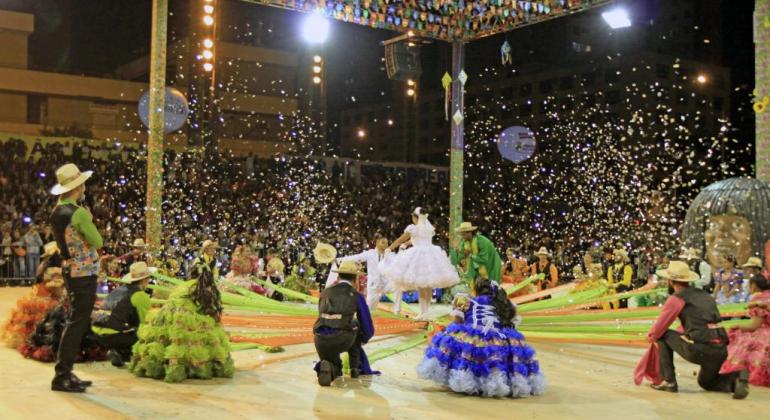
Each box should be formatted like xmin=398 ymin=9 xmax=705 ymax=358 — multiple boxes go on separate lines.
xmin=96 ymin=331 xmax=138 ymax=359
xmin=55 ymin=275 xmax=97 ymax=378
xmin=314 ymin=329 xmax=361 ymax=377
xmin=657 ymin=330 xmax=736 ymax=392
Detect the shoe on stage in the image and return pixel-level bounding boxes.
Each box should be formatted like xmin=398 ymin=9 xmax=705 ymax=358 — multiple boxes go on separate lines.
xmin=108 ymin=349 xmax=125 ymax=368
xmin=650 ymin=382 xmax=678 ymax=393
xmin=51 ymin=376 xmax=87 ymax=393
xmin=733 ymin=370 xmax=749 ymax=400
xmin=318 ymin=360 xmax=333 ymax=387
xmin=70 ymin=373 xmax=93 ymax=387
xmin=350 ymin=368 xmax=361 ymax=379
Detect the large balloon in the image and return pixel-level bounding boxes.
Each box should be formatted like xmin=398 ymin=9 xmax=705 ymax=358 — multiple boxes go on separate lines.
xmin=497 ymin=126 xmax=536 ymax=163
xmin=138 ymin=87 xmax=189 ymax=134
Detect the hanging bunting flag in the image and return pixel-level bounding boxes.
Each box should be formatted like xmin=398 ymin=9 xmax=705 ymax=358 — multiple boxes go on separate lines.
xmin=458 ymin=70 xmax=468 ymax=86
xmin=452 ymin=110 xmax=464 ymax=126
xmin=501 ymin=40 xmax=512 ymax=65
xmin=442 ymin=72 xmax=453 ymax=121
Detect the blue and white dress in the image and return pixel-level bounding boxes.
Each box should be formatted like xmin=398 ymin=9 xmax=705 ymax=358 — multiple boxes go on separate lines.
xmin=417 ymin=295 xmax=546 ymax=398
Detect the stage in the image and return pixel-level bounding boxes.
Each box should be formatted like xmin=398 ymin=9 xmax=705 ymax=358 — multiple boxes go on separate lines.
xmin=0 ymin=287 xmax=767 ymax=419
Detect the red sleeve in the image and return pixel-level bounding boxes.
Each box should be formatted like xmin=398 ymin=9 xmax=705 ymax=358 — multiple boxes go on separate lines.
xmin=647 ymin=296 xmax=685 ymax=342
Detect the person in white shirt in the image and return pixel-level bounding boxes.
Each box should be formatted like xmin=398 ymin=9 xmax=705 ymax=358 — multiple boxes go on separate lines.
xmin=340 ymin=236 xmax=402 ymax=312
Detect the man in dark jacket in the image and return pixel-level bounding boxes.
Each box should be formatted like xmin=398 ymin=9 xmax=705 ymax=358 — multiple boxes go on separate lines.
xmin=92 ymin=262 xmax=153 ymax=367
xmin=49 ymin=163 xmax=103 ymax=393
xmin=313 ymin=260 xmax=374 ymax=386
xmin=646 ymin=261 xmax=749 ymax=399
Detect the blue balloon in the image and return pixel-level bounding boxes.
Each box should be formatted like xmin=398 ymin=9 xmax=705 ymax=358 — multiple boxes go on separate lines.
xmin=497 ymin=126 xmax=536 ymax=163
xmin=138 ymin=87 xmax=189 ymax=134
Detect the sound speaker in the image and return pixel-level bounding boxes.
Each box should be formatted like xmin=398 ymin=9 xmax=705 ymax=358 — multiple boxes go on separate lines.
xmin=385 ymin=42 xmax=422 ymax=81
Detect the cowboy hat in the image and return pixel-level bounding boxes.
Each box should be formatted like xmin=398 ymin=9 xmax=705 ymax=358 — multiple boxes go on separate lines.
xmin=332 ymin=260 xmax=363 ymax=276
xmin=313 ymin=242 xmax=337 ymax=264
xmin=741 ymin=257 xmax=763 ymax=269
xmin=678 ymin=247 xmax=702 ymax=260
xmin=50 ymin=163 xmax=93 ymax=195
xmin=613 ymin=249 xmax=630 ymax=261
xmin=121 ymin=261 xmax=156 ymax=283
xmin=656 ymin=261 xmax=699 ymax=282
xmin=132 ymin=238 xmax=148 ymax=248
xmin=42 ymin=241 xmax=59 ymax=257
xmin=534 ymin=247 xmax=551 ymax=257
xmin=456 ymin=222 xmax=478 ymax=233
xmin=267 ymin=257 xmax=285 ymax=273
xmin=201 ymin=240 xmax=219 ymax=250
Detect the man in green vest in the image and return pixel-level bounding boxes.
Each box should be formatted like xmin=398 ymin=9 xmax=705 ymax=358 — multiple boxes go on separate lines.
xmin=450 ymin=222 xmax=502 ymax=283
xmin=93 ymin=261 xmax=153 ymax=367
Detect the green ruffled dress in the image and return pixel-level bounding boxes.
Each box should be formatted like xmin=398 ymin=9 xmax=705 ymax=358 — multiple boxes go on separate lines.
xmin=129 ymin=280 xmax=235 ymax=383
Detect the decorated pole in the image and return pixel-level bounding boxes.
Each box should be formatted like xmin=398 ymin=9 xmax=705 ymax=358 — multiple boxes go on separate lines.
xmin=146 ymin=0 xmax=168 ymax=254
xmin=757 ymin=0 xmax=770 ymax=182
xmin=449 ymin=40 xmax=466 ymax=241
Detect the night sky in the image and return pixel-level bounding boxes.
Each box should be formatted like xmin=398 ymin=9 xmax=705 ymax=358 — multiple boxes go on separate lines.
xmin=1 ymin=0 xmax=758 ymax=161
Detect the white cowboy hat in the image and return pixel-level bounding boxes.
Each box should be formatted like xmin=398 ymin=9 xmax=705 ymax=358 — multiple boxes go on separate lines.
xmin=121 ymin=261 xmax=156 ymax=283
xmin=50 ymin=163 xmax=93 ymax=195
xmin=678 ymin=247 xmax=702 ymax=260
xmin=456 ymin=222 xmax=478 ymax=233
xmin=535 ymin=247 xmax=551 ymax=257
xmin=332 ymin=260 xmax=363 ymax=276
xmin=741 ymin=257 xmax=763 ymax=269
xmin=132 ymin=238 xmax=148 ymax=248
xmin=656 ymin=260 xmax=699 ymax=282
xmin=313 ymin=242 xmax=337 ymax=264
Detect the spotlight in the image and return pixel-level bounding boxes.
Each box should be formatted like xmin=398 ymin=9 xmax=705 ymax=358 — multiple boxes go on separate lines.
xmin=203 ymin=38 xmax=214 ymax=49
xmin=203 ymin=15 xmax=214 ymax=26
xmin=313 ymin=76 xmax=322 ymax=84
xmin=302 ymin=13 xmax=330 ymax=44
xmin=202 ymin=50 xmax=213 ymax=59
xmin=204 ymin=5 xmax=214 ymax=14
xmin=203 ymin=62 xmax=214 ymax=72
xmin=407 ymin=88 xmax=415 ymax=96
xmin=602 ymin=8 xmax=631 ymax=29
xmin=696 ymin=74 xmax=707 ymax=84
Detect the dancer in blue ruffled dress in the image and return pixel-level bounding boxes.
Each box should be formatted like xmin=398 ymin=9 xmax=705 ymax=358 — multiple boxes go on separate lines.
xmin=417 ymin=277 xmax=546 ymax=398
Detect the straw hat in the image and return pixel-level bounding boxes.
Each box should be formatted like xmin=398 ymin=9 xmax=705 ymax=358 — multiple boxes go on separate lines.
xmin=267 ymin=257 xmax=285 ymax=273
xmin=313 ymin=242 xmax=337 ymax=264
xmin=201 ymin=240 xmax=219 ymax=251
xmin=456 ymin=222 xmax=478 ymax=233
xmin=42 ymin=241 xmax=59 ymax=257
xmin=121 ymin=261 xmax=155 ymax=283
xmin=656 ymin=261 xmax=699 ymax=282
xmin=132 ymin=238 xmax=148 ymax=249
xmin=613 ymin=249 xmax=630 ymax=261
xmin=741 ymin=257 xmax=763 ymax=269
xmin=534 ymin=247 xmax=551 ymax=257
xmin=678 ymin=248 xmax=702 ymax=261
xmin=50 ymin=163 xmax=93 ymax=195
xmin=332 ymin=260 xmax=363 ymax=276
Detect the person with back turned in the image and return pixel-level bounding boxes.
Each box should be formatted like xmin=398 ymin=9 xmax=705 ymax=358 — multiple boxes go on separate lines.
xmin=49 ymin=163 xmax=103 ymax=393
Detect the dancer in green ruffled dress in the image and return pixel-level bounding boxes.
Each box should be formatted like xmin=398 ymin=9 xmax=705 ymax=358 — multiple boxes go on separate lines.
xmin=129 ymin=270 xmax=234 ymax=383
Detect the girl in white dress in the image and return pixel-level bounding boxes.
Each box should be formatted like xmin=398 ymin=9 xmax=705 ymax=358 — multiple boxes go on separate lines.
xmin=381 ymin=208 xmax=460 ymax=320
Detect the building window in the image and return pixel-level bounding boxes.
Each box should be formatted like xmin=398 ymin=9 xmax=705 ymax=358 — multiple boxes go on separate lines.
xmin=581 ymin=71 xmax=596 ymax=87
xmin=519 ymin=101 xmax=533 ymax=116
xmin=606 ymin=90 xmax=621 ymax=104
xmin=27 ymin=95 xmax=47 ymax=124
xmin=539 ymin=79 xmax=553 ymax=94
xmin=713 ymin=97 xmax=724 ymax=113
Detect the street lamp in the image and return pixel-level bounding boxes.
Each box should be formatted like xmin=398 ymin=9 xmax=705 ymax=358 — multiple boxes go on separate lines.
xmin=602 ymin=8 xmax=631 ymax=29
xmin=302 ymin=13 xmax=330 ymax=44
